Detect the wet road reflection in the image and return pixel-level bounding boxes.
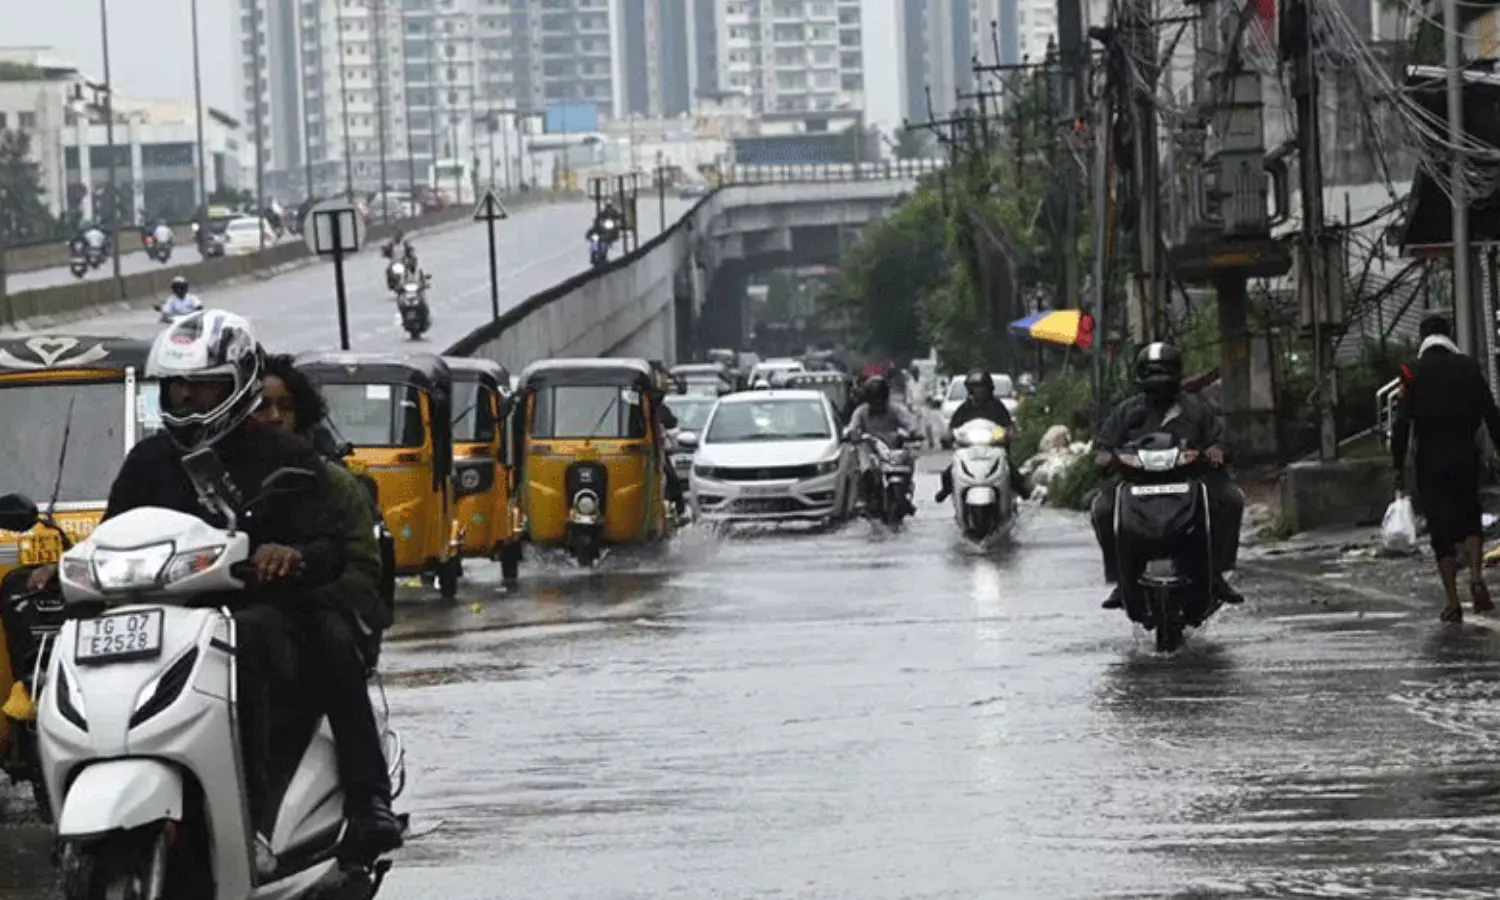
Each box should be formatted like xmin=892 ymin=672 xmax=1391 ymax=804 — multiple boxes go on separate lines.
xmin=7 ymin=473 xmax=1500 ymax=898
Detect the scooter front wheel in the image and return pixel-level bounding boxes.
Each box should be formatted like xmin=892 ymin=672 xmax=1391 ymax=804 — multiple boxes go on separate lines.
xmin=63 ymin=826 xmax=170 ymax=900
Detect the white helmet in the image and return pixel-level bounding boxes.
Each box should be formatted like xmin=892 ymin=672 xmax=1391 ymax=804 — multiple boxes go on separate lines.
xmin=390 ymin=262 xmax=406 ymax=279
xmin=146 ymin=309 xmax=263 ymax=450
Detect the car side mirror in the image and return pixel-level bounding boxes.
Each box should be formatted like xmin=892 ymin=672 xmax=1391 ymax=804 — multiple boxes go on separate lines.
xmin=676 ymin=431 xmax=699 ymax=450
xmin=0 ymin=494 xmax=41 ymax=534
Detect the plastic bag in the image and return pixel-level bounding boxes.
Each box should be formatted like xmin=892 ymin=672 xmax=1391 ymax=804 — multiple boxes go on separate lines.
xmin=1381 ymin=494 xmax=1418 ymax=554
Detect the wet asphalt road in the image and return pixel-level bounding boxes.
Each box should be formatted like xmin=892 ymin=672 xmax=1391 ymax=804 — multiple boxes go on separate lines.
xmin=8 ymin=462 xmax=1500 ymax=898
xmin=9 ymin=198 xmax=692 ymax=354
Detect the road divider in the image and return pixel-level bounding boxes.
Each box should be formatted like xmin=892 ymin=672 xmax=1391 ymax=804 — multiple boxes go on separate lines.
xmin=1 ymin=191 xmax=572 ymax=330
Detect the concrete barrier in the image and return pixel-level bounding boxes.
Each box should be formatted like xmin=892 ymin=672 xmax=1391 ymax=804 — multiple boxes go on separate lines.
xmin=447 ymin=192 xmax=716 ymax=370
xmin=2 ymin=191 xmax=572 ymax=329
xmin=1279 ymin=458 xmax=1393 ymax=532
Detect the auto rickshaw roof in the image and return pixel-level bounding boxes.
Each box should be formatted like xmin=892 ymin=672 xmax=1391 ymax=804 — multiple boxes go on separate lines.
xmin=671 ymin=362 xmax=730 ymax=375
xmin=0 ymin=335 xmax=154 ymax=374
xmin=519 ymin=357 xmax=654 ymax=390
xmin=782 ymin=371 xmax=847 ymax=384
xmin=295 ymin=350 xmax=452 ymax=392
xmin=441 ymin=355 xmax=511 ymax=392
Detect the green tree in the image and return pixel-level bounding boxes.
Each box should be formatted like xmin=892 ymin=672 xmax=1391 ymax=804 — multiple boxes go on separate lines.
xmin=818 ymin=187 xmax=950 ymax=361
xmin=0 ymin=129 xmax=54 ymax=247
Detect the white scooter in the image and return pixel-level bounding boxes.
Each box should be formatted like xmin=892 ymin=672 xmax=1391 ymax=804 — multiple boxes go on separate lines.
xmin=949 ymin=418 xmax=1016 ymax=543
xmin=13 ymin=451 xmax=406 ymax=900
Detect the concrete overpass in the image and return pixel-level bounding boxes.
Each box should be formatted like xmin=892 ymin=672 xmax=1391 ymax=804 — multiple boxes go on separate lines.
xmin=448 ymin=160 xmax=941 ymax=371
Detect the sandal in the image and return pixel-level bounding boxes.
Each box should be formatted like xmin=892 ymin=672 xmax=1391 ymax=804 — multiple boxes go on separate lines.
xmin=1442 ymin=604 xmax=1465 ymax=624
xmin=1473 ymin=581 xmax=1495 ymax=614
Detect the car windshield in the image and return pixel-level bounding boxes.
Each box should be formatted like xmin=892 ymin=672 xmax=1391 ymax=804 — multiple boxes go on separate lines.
xmin=450 ymin=380 xmax=497 ymax=442
xmin=322 ymin=383 xmax=425 ymax=446
xmin=993 ymin=374 xmax=1014 ymax=395
xmin=946 ymin=380 xmax=967 ymax=401
xmin=0 ymin=380 xmax=139 ymax=504
xmin=706 ymin=399 xmax=830 ymax=443
xmin=665 ymin=397 xmax=715 ymax=431
xmin=530 ymin=385 xmax=647 ymax=439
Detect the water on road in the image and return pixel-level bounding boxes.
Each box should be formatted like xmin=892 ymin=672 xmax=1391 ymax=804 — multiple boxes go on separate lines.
xmin=6 ymin=464 xmax=1500 ymax=898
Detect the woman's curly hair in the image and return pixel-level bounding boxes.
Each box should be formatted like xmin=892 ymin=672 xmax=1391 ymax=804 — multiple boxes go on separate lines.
xmin=262 ymin=353 xmax=329 ymax=435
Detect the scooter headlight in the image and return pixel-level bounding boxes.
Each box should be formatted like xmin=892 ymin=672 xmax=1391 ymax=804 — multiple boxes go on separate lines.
xmin=88 ymin=542 xmax=175 ymax=592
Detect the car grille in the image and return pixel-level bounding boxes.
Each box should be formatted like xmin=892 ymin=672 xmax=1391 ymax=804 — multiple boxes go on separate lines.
xmin=710 ymin=464 xmax=821 ymax=481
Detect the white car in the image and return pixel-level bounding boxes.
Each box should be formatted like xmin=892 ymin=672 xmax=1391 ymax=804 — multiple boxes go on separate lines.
xmin=748 ymin=358 xmax=805 ymax=386
xmin=685 ymin=389 xmax=857 ymax=523
xmin=221 ymin=216 xmax=277 ymax=255
xmin=939 ymin=373 xmax=1018 ymax=448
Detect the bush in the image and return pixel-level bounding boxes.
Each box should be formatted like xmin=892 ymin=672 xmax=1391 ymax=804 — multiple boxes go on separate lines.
xmin=1012 ymin=371 xmax=1094 ymax=463
xmin=1046 ymin=452 xmax=1102 ymax=511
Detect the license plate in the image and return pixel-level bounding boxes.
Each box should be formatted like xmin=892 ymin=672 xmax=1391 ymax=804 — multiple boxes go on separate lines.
xmin=75 ymin=609 xmax=165 ymax=666
xmin=19 ymin=532 xmax=62 ymax=566
xmin=740 ymin=484 xmax=787 ymax=496
xmin=1130 ymin=483 xmax=1191 ymax=496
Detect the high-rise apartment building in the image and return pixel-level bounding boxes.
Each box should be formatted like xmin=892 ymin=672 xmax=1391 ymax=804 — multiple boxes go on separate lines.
xmin=619 ymin=0 xmax=693 ymax=117
xmin=717 ymin=0 xmax=865 ymax=116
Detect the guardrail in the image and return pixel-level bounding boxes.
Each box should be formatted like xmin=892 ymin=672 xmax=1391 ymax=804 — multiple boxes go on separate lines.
xmin=1 ymin=189 xmax=573 ymax=328
xmin=1375 ymin=377 xmax=1402 ymax=448
xmin=446 ymin=160 xmax=939 ymax=363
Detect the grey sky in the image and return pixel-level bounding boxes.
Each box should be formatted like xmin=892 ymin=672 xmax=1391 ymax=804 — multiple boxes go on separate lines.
xmin=7 ymin=0 xmax=900 ymax=132
xmin=6 ymin=0 xmax=235 ymax=111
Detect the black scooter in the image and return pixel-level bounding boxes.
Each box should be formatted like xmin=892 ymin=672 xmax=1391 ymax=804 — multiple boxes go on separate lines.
xmin=396 ymin=275 xmax=431 ymax=339
xmin=1111 ymin=432 xmax=1220 ymax=653
xmin=852 ymin=429 xmax=917 ymax=526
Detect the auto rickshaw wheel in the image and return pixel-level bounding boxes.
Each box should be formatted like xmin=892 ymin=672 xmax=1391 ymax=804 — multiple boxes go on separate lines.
xmin=437 ymin=559 xmax=461 ymax=599
xmin=499 ymin=544 xmax=522 ymax=583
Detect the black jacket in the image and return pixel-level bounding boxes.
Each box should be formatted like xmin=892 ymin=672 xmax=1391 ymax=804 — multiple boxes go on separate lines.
xmin=105 ymin=426 xmax=345 ymax=589
xmin=1392 ymin=345 xmax=1500 ymax=474
xmin=949 ymin=398 xmax=1015 ymax=431
xmin=1095 ymin=391 xmax=1224 ymax=453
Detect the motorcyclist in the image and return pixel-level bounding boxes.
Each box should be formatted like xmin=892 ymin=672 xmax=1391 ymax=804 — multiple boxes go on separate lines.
xmin=255 ymin=354 xmax=393 ymax=659
xmin=151 ymin=218 xmax=174 ymax=248
xmin=42 ymin=310 xmax=403 ymax=860
xmin=1091 ymin=342 xmax=1245 ymax=610
xmin=160 ymin=276 xmax=202 ymax=318
xmin=381 ymin=230 xmax=413 ymax=264
xmin=77 ymin=221 xmax=107 ymax=254
xmin=591 ymin=201 xmax=623 ymax=243
xmin=934 ymin=369 xmax=1031 ymax=503
xmin=845 ymin=375 xmax=922 ymax=511
xmin=646 ymin=363 xmax=686 ymax=518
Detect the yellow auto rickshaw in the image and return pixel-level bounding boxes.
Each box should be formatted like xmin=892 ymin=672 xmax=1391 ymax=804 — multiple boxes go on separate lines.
xmin=442 ymin=356 xmax=523 ymax=581
xmin=506 ymin=358 xmax=675 ymax=567
xmin=0 ymin=334 xmax=159 ymax=815
xmin=297 ymin=351 xmax=461 ymax=596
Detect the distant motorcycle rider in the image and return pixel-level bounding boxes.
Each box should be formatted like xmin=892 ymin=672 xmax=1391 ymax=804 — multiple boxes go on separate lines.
xmin=934 ymin=369 xmax=1030 ymax=503
xmin=77 ymin=221 xmax=107 ymax=253
xmin=161 ymin=276 xmax=202 ymax=318
xmin=1091 ymin=342 xmax=1245 ymax=610
xmin=381 ymin=230 xmax=416 ymax=268
xmin=151 ymin=219 xmax=174 ymax=247
xmin=846 ymin=375 xmax=921 ymax=509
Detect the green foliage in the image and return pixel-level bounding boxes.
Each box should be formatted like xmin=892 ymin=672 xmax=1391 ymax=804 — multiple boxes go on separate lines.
xmin=1011 ymin=371 xmax=1095 ymax=463
xmin=0 ymin=63 xmax=44 ymax=82
xmin=0 ymin=129 xmax=54 ymax=247
xmin=818 ymin=187 xmax=949 ymax=361
xmin=1046 ymin=453 xmax=1103 ymax=511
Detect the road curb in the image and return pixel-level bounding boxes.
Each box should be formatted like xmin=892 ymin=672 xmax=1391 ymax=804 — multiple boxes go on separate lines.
xmin=1244 ymin=560 xmax=1500 ymax=632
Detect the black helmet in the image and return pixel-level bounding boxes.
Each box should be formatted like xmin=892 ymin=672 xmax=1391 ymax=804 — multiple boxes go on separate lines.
xmin=171 ymin=275 xmax=189 ymax=296
xmin=865 ymin=375 xmax=890 ymax=405
xmin=963 ymin=369 xmax=994 ymax=394
xmin=1135 ymin=342 xmax=1183 ymax=397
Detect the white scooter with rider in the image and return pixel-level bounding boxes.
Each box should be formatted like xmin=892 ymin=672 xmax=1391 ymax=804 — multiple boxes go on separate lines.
xmin=155 ymin=276 xmax=203 ymax=323
xmin=843 ymin=375 xmax=922 ymax=526
xmin=396 ymin=270 xmax=432 ymax=339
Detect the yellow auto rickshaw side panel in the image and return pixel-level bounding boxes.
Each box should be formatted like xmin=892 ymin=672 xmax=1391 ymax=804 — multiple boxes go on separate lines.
xmin=0 ymin=509 xmax=103 ymax=583
xmin=522 ymin=442 xmax=655 ymax=546
xmin=353 ymin=447 xmax=446 ymax=574
xmin=453 ymin=441 xmax=509 ymax=556
xmin=0 ymin=624 xmax=12 ymax=749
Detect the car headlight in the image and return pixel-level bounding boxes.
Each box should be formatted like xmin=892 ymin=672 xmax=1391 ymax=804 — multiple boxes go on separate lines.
xmin=815 ymin=459 xmax=840 ymax=475
xmin=693 ymin=464 xmax=717 ymax=478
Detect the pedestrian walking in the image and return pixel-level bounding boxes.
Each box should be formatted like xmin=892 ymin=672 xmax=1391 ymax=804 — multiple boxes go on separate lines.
xmin=1390 ymin=313 xmax=1500 ymax=623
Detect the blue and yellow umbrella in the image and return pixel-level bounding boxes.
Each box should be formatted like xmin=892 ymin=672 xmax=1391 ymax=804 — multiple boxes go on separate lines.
xmin=1010 ymin=309 xmax=1095 ymax=350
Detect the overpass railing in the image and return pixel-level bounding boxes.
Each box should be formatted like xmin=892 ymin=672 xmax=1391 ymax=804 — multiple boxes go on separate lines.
xmin=716 ymin=158 xmax=946 ymax=186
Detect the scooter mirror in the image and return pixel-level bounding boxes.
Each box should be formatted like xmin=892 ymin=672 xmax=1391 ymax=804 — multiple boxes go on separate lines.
xmin=0 ymin=493 xmax=41 ymax=535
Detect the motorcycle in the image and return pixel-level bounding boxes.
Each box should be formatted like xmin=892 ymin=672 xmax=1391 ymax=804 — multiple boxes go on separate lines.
xmin=853 ymin=430 xmax=917 ymax=526
xmin=949 ymin=418 xmax=1016 ymax=543
xmin=142 ymin=232 xmax=173 ymax=264
xmin=192 ymin=222 xmax=225 ymax=259
xmin=588 ymin=230 xmax=609 ymax=268
xmin=22 ymin=453 xmax=407 ymax=900
xmin=396 ymin=277 xmax=430 ymax=339
xmin=1111 ymin=432 xmax=1220 ymax=653
xmin=66 ymin=238 xmax=90 ymax=279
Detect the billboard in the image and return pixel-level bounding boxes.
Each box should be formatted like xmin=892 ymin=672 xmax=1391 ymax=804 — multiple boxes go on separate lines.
xmin=545 ymin=102 xmax=599 ymax=134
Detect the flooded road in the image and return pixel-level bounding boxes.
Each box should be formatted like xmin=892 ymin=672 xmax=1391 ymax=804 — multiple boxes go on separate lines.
xmin=7 ymin=464 xmax=1500 ymax=897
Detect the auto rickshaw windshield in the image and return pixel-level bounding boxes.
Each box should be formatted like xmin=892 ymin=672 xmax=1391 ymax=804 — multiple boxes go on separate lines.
xmin=451 ymin=380 xmax=498 ymax=442
xmin=323 ymin=382 xmax=425 ymax=446
xmin=531 ymin=384 xmax=647 ymax=439
xmin=0 ymin=380 xmax=149 ymax=503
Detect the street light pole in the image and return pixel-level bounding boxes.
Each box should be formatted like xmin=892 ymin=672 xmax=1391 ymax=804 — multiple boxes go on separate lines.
xmin=190 ymin=0 xmax=209 ymax=222
xmin=335 ymin=2 xmax=354 ymax=198
xmin=252 ymin=3 xmax=267 ymax=249
xmin=98 ymin=0 xmax=123 ymax=289
xmin=299 ymin=0 xmax=315 ymax=202
xmin=426 ymin=16 xmax=440 ymax=201
xmin=372 ymin=0 xmax=391 ymax=221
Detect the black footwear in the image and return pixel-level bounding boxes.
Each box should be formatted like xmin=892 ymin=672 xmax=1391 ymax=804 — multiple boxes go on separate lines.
xmin=1101 ymin=586 xmax=1123 ymax=610
xmin=343 ymin=797 xmax=405 ymax=862
xmin=1215 ymin=575 xmax=1244 ymax=605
